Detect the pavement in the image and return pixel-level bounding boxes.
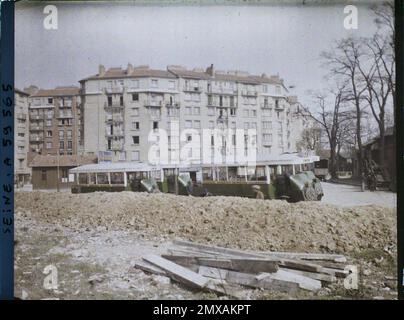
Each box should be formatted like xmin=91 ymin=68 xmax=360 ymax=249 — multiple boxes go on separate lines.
xmin=321 ymin=182 xmax=396 ymax=208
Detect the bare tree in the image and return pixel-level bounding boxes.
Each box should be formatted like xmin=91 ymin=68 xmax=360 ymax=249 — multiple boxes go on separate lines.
xmin=321 ymin=38 xmax=368 ymax=186
xmin=296 ymin=126 xmax=322 ymax=154
xmin=358 ymin=34 xmax=393 ymax=169
xmin=299 ymin=88 xmax=351 ymax=179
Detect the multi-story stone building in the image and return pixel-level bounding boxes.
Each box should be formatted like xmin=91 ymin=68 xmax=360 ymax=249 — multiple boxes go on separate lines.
xmin=79 ymin=64 xmax=306 ymax=164
xmin=28 ymin=86 xmax=83 ymax=158
xmin=14 ymin=89 xmax=31 ymax=186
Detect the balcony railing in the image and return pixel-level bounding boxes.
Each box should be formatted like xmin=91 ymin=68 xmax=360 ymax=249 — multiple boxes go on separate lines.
xmin=183 ymin=86 xmax=202 ymax=93
xmin=29 ymin=124 xmax=44 ymax=131
xmin=57 ymin=112 xmax=73 ymax=119
xmin=241 ymin=90 xmax=258 ymax=97
xmin=16 ymin=113 xmax=27 ymax=120
xmin=105 ymin=130 xmax=124 ymax=138
xmin=105 ymin=115 xmax=124 ymax=123
xmin=105 ymin=86 xmax=124 ymax=94
xmin=104 ymin=102 xmax=124 ymax=110
xmin=29 ymin=136 xmax=43 ymax=142
xmin=207 ymin=87 xmax=238 ymax=95
xmin=165 ymin=102 xmax=180 ymax=108
xmin=260 ymin=103 xmax=272 ymax=109
xmin=144 ymin=100 xmax=162 ymax=108
xmin=29 ymin=114 xmax=43 ymax=120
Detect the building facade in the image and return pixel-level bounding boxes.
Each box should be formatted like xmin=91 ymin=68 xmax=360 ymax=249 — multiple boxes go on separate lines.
xmin=14 ymin=89 xmax=31 ymax=186
xmin=80 ymin=64 xmax=307 ymax=164
xmin=28 ymin=87 xmax=83 ymax=160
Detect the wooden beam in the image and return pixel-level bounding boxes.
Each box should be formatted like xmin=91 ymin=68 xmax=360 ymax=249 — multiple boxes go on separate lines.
xmin=278 ymin=268 xmax=337 ymax=283
xmin=198 ymin=266 xmax=299 ymax=294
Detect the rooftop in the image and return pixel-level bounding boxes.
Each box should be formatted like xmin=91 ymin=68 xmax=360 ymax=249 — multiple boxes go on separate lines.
xmin=79 ymin=64 xmax=287 ymax=86
xmin=30 ymin=86 xmax=80 ymax=98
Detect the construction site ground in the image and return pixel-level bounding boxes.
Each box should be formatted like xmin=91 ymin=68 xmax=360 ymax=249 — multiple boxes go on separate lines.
xmin=14 ymin=182 xmax=397 ymax=300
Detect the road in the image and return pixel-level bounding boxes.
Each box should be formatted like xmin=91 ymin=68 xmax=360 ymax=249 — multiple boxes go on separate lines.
xmin=321 ymin=182 xmax=396 ymax=208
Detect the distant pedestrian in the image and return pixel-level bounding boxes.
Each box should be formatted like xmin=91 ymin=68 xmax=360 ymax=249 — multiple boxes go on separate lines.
xmin=252 ymin=185 xmax=265 ymax=199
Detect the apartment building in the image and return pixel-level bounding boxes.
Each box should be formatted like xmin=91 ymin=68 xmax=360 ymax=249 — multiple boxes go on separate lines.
xmin=79 ymin=64 xmax=306 ymax=164
xmin=28 ymin=86 xmax=83 ymax=159
xmin=14 ymin=89 xmax=31 ymax=186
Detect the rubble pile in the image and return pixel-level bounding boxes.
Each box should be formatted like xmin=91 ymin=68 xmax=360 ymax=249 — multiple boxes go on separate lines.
xmin=15 ymin=191 xmax=396 ymax=255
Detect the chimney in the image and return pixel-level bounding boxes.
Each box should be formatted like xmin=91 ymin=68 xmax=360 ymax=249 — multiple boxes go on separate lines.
xmin=23 ymin=85 xmax=39 ymax=96
xmin=99 ymin=64 xmax=105 ymax=76
xmin=206 ymin=64 xmax=214 ymax=76
xmin=127 ymin=63 xmax=134 ymax=74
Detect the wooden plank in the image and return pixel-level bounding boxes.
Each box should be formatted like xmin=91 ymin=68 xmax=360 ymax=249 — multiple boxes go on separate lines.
xmin=264 ymin=269 xmax=322 ymax=291
xmin=197 ymin=257 xmax=279 ymax=273
xmin=172 ymin=240 xmax=346 ymax=263
xmin=320 ymin=267 xmax=349 ymax=278
xmin=278 ymin=268 xmax=337 ymax=283
xmin=143 ymin=254 xmax=209 ymax=288
xmin=172 ymin=240 xmax=328 ymax=273
xmin=163 ymin=254 xmax=278 ymax=273
xmin=198 ymin=266 xmax=299 ymax=294
xmin=261 ymin=252 xmax=347 ymax=263
xmin=134 ymin=261 xmax=167 ymax=276
xmin=279 ymin=260 xmax=324 ymax=273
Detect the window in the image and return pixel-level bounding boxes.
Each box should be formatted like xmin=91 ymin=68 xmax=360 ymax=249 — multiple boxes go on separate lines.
xmin=250 ymin=122 xmax=257 ymax=129
xmin=168 ymin=80 xmax=175 ymax=90
xmin=18 ymin=133 xmax=24 ymax=137
xmin=243 ymin=110 xmax=249 ymax=117
xmin=153 ymin=121 xmax=159 ymax=130
xmin=263 ymin=134 xmax=272 ymax=142
xmin=108 ymin=96 xmax=112 ymax=106
xmin=46 ymin=142 xmax=52 ymax=149
xmin=120 ymin=96 xmax=124 ymax=106
xmin=46 ymin=130 xmax=52 ymax=137
xmin=209 ymin=121 xmax=214 ymax=129
xmin=230 ymin=96 xmax=235 ymax=107
xmin=132 ymin=136 xmax=139 ymax=144
xmin=67 ymin=130 xmax=72 ymax=139
xmin=67 ymin=141 xmax=72 ymax=149
xmin=185 ymin=107 xmax=192 ymax=115
xmin=252 ymin=110 xmax=257 ymax=117
xmin=107 ymin=139 xmax=112 ymax=150
xmin=131 ymin=80 xmax=139 ymax=88
xmin=263 ymin=85 xmax=268 ymax=93
xmin=262 ymin=121 xmax=272 ymax=129
xmin=46 ymin=119 xmax=52 ymax=126
xmin=186 ymin=134 xmax=192 ymax=142
xmin=132 ymin=108 xmax=139 ymax=116
xmin=207 ymin=107 xmax=215 ymax=116
xmin=230 ymin=108 xmax=236 ymax=116
xmin=185 ymin=120 xmax=192 ymax=129
xmin=41 ymin=170 xmax=47 ymax=181
xmin=59 ymin=141 xmax=64 ymax=149
xmin=59 ymin=130 xmax=64 ymax=140
xmin=193 ymin=107 xmax=200 ymax=115
xmin=244 ymin=122 xmax=249 ymax=130
xmin=193 ymin=120 xmax=201 ymax=129
xmin=48 ymin=98 xmax=53 ymax=104
xmin=132 ymin=151 xmax=140 ymax=161
xmin=151 ymin=79 xmax=158 ymax=88
xmin=132 ymin=93 xmax=139 ymax=101
xmin=231 ymin=121 xmax=236 ymax=129
xmin=275 ymin=99 xmax=279 ymax=108
xmin=132 ymin=122 xmax=140 ymax=130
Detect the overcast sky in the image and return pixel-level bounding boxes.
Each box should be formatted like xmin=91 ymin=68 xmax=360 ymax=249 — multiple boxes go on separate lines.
xmin=15 ymin=1 xmax=379 ymax=106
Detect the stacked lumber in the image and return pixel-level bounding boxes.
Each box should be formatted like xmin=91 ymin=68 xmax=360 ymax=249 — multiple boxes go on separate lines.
xmin=135 ymin=239 xmax=352 ymax=298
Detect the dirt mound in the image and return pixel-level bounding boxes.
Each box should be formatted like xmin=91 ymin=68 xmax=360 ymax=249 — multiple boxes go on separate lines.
xmin=15 ymin=191 xmax=396 ymax=255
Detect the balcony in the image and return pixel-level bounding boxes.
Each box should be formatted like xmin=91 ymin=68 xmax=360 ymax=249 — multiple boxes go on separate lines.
xmin=16 ymin=113 xmax=27 ymax=120
xmin=59 ymin=101 xmax=72 ymax=108
xmin=104 ymin=102 xmax=124 ymax=111
xmin=144 ymin=100 xmax=162 ymax=108
xmin=111 ymin=142 xmax=124 ymax=151
xmin=165 ymin=102 xmax=180 ymax=108
xmin=208 ymin=87 xmax=237 ymax=95
xmin=183 ymin=86 xmax=202 ymax=93
xmin=275 ymin=103 xmax=284 ymax=110
xmin=29 ymin=136 xmax=43 ymax=142
xmin=241 ymin=90 xmax=258 ymax=97
xmin=57 ymin=112 xmax=73 ymax=119
xmin=105 ymin=86 xmax=124 ymax=94
xmin=260 ymin=103 xmax=271 ymax=109
xmin=105 ymin=115 xmax=124 ymax=124
xmin=29 ymin=124 xmax=44 ymax=131
xmin=105 ymin=130 xmax=124 ymax=138
xmin=29 ymin=114 xmax=43 ymax=120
